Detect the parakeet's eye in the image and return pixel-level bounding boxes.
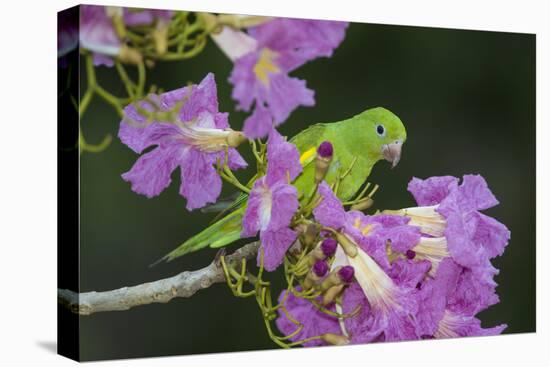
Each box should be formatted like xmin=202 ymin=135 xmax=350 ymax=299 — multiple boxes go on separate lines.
xmin=376 ymin=124 xmax=386 ymax=137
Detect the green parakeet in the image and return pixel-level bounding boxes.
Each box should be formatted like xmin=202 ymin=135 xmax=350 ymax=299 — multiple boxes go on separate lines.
xmin=159 ymin=107 xmax=407 ymax=262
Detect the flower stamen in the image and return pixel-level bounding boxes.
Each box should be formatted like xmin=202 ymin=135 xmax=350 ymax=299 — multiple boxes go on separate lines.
xmin=254 ymin=48 xmax=281 ymax=86
xmin=412 ymin=236 xmax=449 ymax=275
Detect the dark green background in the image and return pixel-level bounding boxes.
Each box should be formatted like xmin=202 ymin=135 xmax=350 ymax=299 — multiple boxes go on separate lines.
xmin=77 ymin=19 xmax=536 ymax=361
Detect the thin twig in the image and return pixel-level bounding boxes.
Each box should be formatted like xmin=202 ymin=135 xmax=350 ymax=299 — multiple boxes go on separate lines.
xmin=58 ymin=242 xmax=260 ymax=315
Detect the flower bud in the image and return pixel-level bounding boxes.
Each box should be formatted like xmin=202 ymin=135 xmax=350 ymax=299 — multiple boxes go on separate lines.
xmin=301 ymin=237 xmax=329 ymax=268
xmin=313 ymin=260 xmax=329 ymax=277
xmin=315 ymin=141 xmax=334 ymax=183
xmin=106 ymin=7 xmax=126 ymax=38
xmin=334 ymin=232 xmax=358 ymax=258
xmin=112 ymin=17 xmax=126 ymax=39
xmin=217 ymin=14 xmax=272 ymax=29
xmin=152 ymin=23 xmax=169 ymax=56
xmin=321 ymin=333 xmax=349 ymax=346
xmin=200 ymin=12 xmax=223 ymax=33
xmin=226 ymin=131 xmax=247 ymax=147
xmin=118 ymin=45 xmax=143 ymax=65
xmin=320 ymin=267 xmax=340 ymax=290
xmin=320 ymin=265 xmax=354 ymax=291
xmin=338 ymin=266 xmax=355 ymax=283
xmin=321 ymin=238 xmax=338 ymax=257
xmin=301 ymin=223 xmax=321 ymax=249
xmin=322 ymin=284 xmax=345 ymax=305
xmin=303 ymin=260 xmax=329 ymax=289
xmin=317 ymin=141 xmax=334 ymax=158
xmin=105 ymin=6 xmax=123 ymax=17
xmin=288 ymin=240 xmax=303 ymax=256
xmin=350 ymin=197 xmax=374 ymax=211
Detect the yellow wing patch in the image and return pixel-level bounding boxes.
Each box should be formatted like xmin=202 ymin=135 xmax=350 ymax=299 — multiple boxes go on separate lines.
xmin=299 ymin=147 xmax=317 ymax=166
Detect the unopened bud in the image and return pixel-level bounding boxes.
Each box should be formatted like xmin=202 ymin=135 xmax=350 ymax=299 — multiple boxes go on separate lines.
xmin=105 ymin=6 xmax=123 ymax=17
xmin=313 ymin=260 xmax=329 ymax=277
xmin=350 ymin=197 xmax=374 ymax=211
xmin=334 ymin=232 xmax=358 ymax=258
xmin=303 ymin=260 xmax=328 ymax=289
xmin=237 ymin=16 xmax=273 ymax=28
xmin=288 ymin=240 xmax=302 ymax=256
xmin=320 ymin=267 xmax=340 ymax=290
xmin=406 ymin=249 xmax=416 ymax=260
xmin=338 ymin=266 xmax=355 ymax=283
xmin=299 ymin=248 xmax=323 ymax=269
xmin=107 ymin=7 xmax=126 ymax=39
xmin=320 ymin=265 xmax=355 ymax=291
xmin=322 ymin=284 xmax=345 ymax=305
xmin=226 ymin=131 xmax=247 ymax=147
xmin=320 ymin=238 xmax=338 ymax=257
xmin=216 ymin=14 xmax=240 ymax=28
xmin=152 ymin=24 xmax=169 ymax=55
xmin=200 ymin=12 xmax=223 ymax=33
xmin=217 ymin=14 xmax=272 ymax=29
xmin=321 ymin=333 xmax=349 ymax=346
xmin=301 ymin=223 xmax=321 ymax=248
xmin=118 ymin=45 xmax=143 ymax=65
xmin=315 ymin=141 xmax=334 ymax=183
xmin=317 ymin=141 xmax=334 ymax=158
xmin=302 ymin=242 xmax=328 ymax=268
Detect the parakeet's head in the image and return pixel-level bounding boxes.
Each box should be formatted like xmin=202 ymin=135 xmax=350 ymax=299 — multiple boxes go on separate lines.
xmin=356 ymin=107 xmax=407 ymax=168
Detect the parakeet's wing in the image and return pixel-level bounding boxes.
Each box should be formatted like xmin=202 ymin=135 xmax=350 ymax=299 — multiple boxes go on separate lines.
xmin=290 ymin=122 xmax=327 ymax=155
xmin=200 ymin=192 xmax=242 ymax=214
xmin=206 ymin=192 xmax=249 ymax=224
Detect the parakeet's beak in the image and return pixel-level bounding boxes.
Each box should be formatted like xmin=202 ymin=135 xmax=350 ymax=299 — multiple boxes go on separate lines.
xmin=381 ymin=140 xmax=403 ymax=168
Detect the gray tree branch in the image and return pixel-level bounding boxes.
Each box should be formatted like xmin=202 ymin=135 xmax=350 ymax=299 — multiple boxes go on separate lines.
xmin=58 ymin=242 xmax=260 ymax=315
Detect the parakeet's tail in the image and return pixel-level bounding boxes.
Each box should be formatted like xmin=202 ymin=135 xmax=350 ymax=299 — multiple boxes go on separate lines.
xmin=151 ymin=207 xmax=245 ymax=266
